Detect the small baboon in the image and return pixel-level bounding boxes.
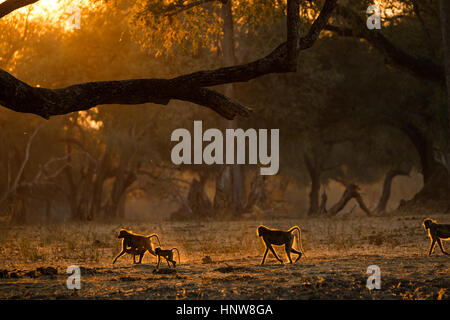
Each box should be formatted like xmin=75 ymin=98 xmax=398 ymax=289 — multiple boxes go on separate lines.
xmin=155 ymin=247 xmax=180 ymax=269
xmin=257 ymin=225 xmax=304 ymax=265
xmin=113 ymin=229 xmax=161 ymax=264
xmin=422 ymin=218 xmax=450 ymax=256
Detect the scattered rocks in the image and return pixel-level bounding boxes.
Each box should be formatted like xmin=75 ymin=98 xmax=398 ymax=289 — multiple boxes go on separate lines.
xmin=0 ymin=269 xmax=9 ymax=278
xmin=37 ymin=267 xmax=57 ymax=276
xmin=152 ymin=268 xmax=176 ymax=274
xmin=79 ymin=267 xmax=97 ymax=275
xmin=24 ymin=270 xmax=37 ymax=278
xmin=214 ymin=266 xmax=252 ymax=273
xmin=119 ymin=276 xmax=141 ymax=281
xmin=202 ymin=256 xmax=213 ymax=264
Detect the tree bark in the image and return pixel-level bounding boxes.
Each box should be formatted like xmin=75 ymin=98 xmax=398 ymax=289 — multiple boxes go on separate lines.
xmin=224 ymin=0 xmax=245 ymax=214
xmin=304 ymin=153 xmax=321 ymax=216
xmin=0 ymin=0 xmax=338 ymax=120
xmin=328 ymin=184 xmax=371 ymax=216
xmin=374 ymin=169 xmax=409 ymax=214
xmin=399 ymin=123 xmax=448 ymax=208
xmin=318 ymin=190 xmax=327 ymax=215
xmin=245 ymin=173 xmax=267 ymax=211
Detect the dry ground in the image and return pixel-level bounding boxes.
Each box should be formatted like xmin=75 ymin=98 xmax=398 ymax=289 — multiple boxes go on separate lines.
xmin=0 ymin=214 xmax=449 ymax=299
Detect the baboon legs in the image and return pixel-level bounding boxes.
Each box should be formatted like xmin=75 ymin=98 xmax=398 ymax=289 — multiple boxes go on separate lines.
xmin=428 ymin=239 xmax=436 ymax=256
xmin=261 ymin=243 xmax=284 ymax=265
xmin=133 ymin=252 xmax=145 ymax=264
xmin=286 ymin=247 xmax=302 ymax=263
xmin=113 ymin=251 xmax=126 ymax=264
xmin=156 ymin=255 xmax=176 ymax=269
xmin=261 ymin=243 xmax=302 ymax=265
xmin=285 ymin=238 xmax=302 ymax=263
xmin=436 ymin=239 xmax=449 ymax=255
xmin=428 ymin=239 xmax=449 ymax=256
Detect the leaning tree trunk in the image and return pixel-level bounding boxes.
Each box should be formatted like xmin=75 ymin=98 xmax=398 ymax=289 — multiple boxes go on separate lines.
xmin=374 ymin=169 xmax=409 ymax=214
xmin=328 ymin=184 xmax=371 ymax=216
xmin=398 ymin=123 xmax=448 ymax=211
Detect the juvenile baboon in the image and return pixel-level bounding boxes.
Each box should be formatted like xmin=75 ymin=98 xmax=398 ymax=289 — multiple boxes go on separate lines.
xmin=155 ymin=247 xmax=180 ymax=269
xmin=422 ymin=218 xmax=450 ymax=256
xmin=257 ymin=225 xmax=304 ymax=265
xmin=113 ymin=229 xmax=161 ymax=264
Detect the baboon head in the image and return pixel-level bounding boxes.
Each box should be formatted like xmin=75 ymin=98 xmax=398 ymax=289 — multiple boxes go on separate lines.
xmin=422 ymin=218 xmax=435 ymax=230
xmin=155 ymin=247 xmax=161 ymax=255
xmin=118 ymin=229 xmax=131 ymax=238
xmin=257 ymin=225 xmax=266 ymax=237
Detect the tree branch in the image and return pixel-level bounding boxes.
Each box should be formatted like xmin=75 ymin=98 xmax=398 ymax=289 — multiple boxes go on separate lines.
xmin=0 ymin=0 xmax=338 ymax=119
xmin=0 ymin=0 xmax=38 ymax=19
xmin=164 ymin=0 xmax=220 ymax=17
xmin=327 ymin=5 xmax=445 ymax=85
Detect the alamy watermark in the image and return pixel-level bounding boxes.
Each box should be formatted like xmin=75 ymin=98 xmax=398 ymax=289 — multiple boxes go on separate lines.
xmin=66 ymin=265 xmax=81 ymax=290
xmin=65 ymin=5 xmax=81 ymax=30
xmin=367 ymin=5 xmax=381 ymax=30
xmin=366 ymin=265 xmax=381 ymax=290
xmin=170 ymin=121 xmax=279 ymax=175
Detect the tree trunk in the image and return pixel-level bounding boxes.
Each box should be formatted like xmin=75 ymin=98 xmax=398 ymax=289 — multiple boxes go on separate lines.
xmin=10 ymin=196 xmax=26 ymax=224
xmin=304 ymin=153 xmax=321 ymax=216
xmin=318 ymin=190 xmax=327 ymax=214
xmin=171 ymin=176 xmax=212 ymax=220
xmin=328 ymin=184 xmax=371 ymax=216
xmin=214 ymin=166 xmax=232 ymax=212
xmin=398 ymin=123 xmax=448 ymax=210
xmin=374 ymin=169 xmax=409 ymax=214
xmin=438 ymin=0 xmax=450 ymax=212
xmin=105 ymin=161 xmax=136 ymax=219
xmin=245 ymin=173 xmax=267 ymax=211
xmin=213 ymin=0 xmax=245 ymax=215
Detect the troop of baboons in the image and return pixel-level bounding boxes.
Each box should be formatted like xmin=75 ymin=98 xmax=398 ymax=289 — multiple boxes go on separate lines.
xmin=113 ymin=218 xmax=449 ymax=268
xmin=113 ymin=229 xmax=180 ymax=269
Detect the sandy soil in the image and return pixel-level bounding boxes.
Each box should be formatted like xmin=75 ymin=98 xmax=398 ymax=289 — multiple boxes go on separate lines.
xmin=0 ymin=214 xmax=448 ymax=299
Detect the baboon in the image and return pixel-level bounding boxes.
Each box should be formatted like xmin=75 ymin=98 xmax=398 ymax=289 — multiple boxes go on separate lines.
xmin=113 ymin=229 xmax=161 ymax=264
xmin=257 ymin=225 xmax=304 ymax=265
xmin=155 ymin=247 xmax=180 ymax=269
xmin=422 ymin=218 xmax=450 ymax=256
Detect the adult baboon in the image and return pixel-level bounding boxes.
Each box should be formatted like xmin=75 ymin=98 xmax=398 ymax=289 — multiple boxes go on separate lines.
xmin=257 ymin=225 xmax=304 ymax=265
xmin=154 ymin=247 xmax=180 ymax=269
xmin=422 ymin=218 xmax=450 ymax=256
xmin=113 ymin=229 xmax=161 ymax=264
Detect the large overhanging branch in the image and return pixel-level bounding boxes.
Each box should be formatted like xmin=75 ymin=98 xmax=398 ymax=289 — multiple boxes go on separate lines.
xmin=326 ymin=5 xmax=445 ymax=85
xmin=0 ymin=0 xmax=337 ymax=120
xmin=0 ymin=0 xmax=38 ymax=19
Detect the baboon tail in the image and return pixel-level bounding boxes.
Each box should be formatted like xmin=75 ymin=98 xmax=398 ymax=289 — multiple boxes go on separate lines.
xmin=172 ymin=248 xmax=181 ymax=264
xmin=147 ymin=234 xmax=161 ymax=247
xmin=288 ymin=226 xmax=305 ymax=255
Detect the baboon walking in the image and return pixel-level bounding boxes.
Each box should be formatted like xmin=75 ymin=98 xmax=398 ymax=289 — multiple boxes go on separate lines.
xmin=422 ymin=218 xmax=450 ymax=256
xmin=155 ymin=247 xmax=180 ymax=269
xmin=257 ymin=225 xmax=304 ymax=265
xmin=113 ymin=229 xmax=161 ymax=264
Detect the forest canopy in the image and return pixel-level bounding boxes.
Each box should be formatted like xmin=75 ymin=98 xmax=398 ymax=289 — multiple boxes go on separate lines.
xmin=0 ymin=0 xmax=448 ymax=224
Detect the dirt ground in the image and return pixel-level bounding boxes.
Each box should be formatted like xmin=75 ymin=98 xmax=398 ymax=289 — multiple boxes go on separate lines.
xmin=0 ymin=214 xmax=448 ymax=300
